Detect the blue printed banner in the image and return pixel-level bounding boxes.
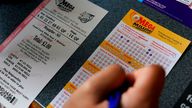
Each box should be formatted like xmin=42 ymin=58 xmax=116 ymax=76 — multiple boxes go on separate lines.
xmin=139 ymin=0 xmax=192 ymax=28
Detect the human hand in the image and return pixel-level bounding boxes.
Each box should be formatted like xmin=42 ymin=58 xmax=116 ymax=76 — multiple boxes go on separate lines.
xmin=64 ymin=64 xmax=165 ymax=108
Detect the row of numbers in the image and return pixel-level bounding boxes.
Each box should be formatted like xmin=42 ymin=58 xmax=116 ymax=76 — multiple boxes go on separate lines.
xmin=36 ymin=12 xmax=80 ymax=43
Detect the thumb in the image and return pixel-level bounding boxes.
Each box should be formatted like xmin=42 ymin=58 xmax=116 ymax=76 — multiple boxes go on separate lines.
xmin=121 ymin=65 xmax=165 ymax=108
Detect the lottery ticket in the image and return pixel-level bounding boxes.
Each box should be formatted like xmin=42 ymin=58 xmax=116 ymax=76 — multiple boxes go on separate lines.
xmin=48 ymin=9 xmax=190 ymax=108
xmin=0 ymin=0 xmax=107 ymax=108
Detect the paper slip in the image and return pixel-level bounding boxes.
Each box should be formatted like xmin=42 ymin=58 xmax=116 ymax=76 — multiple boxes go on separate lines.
xmin=0 ymin=0 xmax=107 ymax=107
xmin=48 ymin=9 xmax=190 ymax=108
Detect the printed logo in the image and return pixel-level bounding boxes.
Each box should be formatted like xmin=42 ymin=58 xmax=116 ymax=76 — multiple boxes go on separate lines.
xmin=131 ymin=13 xmax=156 ymax=34
xmin=78 ymin=11 xmax=95 ymax=23
xmin=55 ymin=0 xmax=75 ymax=12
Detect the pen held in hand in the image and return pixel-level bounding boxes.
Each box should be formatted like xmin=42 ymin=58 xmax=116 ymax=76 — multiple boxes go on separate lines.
xmin=108 ymin=81 xmax=130 ymax=108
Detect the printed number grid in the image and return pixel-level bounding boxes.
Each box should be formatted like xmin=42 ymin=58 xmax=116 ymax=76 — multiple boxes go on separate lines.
xmin=90 ymin=49 xmax=116 ymax=69
xmin=115 ymin=60 xmax=135 ymax=72
xmin=108 ymin=31 xmax=172 ymax=71
xmin=90 ymin=48 xmax=135 ymax=72
xmin=52 ymin=90 xmax=70 ymax=108
xmin=70 ymin=69 xmax=92 ymax=87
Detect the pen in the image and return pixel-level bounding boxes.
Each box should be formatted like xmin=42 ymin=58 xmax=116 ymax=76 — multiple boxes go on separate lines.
xmin=108 ymin=90 xmax=121 ymax=108
xmin=108 ymin=81 xmax=130 ymax=108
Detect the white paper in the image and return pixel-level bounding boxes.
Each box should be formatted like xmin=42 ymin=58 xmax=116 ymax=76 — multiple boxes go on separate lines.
xmin=48 ymin=9 xmax=190 ymax=108
xmin=0 ymin=0 xmax=107 ymax=107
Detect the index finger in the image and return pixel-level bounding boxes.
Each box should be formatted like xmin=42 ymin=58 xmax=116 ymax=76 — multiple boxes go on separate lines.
xmin=75 ymin=64 xmax=126 ymax=103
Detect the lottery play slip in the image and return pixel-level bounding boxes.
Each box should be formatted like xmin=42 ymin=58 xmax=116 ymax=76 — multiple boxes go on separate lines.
xmin=0 ymin=0 xmax=107 ymax=108
xmin=48 ymin=9 xmax=190 ymax=108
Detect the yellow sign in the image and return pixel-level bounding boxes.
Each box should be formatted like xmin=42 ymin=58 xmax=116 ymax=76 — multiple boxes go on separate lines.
xmin=123 ymin=9 xmax=190 ymax=53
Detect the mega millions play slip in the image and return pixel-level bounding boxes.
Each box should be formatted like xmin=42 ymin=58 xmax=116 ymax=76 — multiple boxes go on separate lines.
xmin=0 ymin=0 xmax=107 ymax=108
xmin=48 ymin=9 xmax=190 ymax=108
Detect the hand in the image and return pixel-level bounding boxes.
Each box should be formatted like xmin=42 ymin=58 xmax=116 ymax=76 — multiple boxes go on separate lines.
xmin=64 ymin=64 xmax=165 ymax=108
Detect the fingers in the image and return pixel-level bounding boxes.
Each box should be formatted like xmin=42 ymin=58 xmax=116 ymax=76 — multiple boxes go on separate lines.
xmin=134 ymin=65 xmax=165 ymax=98
xmin=64 ymin=65 xmax=165 ymax=108
xmin=64 ymin=64 xmax=126 ymax=108
xmin=76 ymin=64 xmax=126 ymax=103
xmin=121 ymin=65 xmax=165 ymax=108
